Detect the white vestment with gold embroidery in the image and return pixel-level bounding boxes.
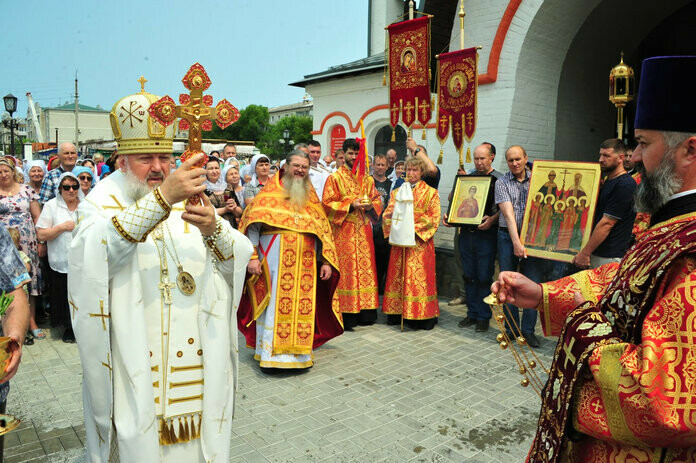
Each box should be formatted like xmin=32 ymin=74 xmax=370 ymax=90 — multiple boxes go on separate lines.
xmin=68 ymin=170 xmax=253 ymax=462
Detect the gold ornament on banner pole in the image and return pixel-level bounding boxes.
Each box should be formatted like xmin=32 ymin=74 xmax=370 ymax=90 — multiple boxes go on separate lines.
xmin=484 ymin=293 xmax=549 ymax=397
xmin=609 ymin=52 xmax=635 ymax=140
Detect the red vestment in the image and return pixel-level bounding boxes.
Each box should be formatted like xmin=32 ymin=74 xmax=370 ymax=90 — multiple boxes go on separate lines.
xmin=532 ymin=212 xmax=696 ymax=462
xmin=322 ymin=166 xmax=383 ymax=315
xmin=237 ymin=176 xmax=343 ymax=359
xmin=381 ymin=181 xmax=440 ymax=320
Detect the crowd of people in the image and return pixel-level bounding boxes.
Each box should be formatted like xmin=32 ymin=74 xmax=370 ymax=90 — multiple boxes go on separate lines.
xmin=0 ymin=55 xmax=693 ymax=461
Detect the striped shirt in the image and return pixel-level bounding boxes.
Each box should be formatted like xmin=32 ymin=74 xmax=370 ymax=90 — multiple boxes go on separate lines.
xmin=494 ymin=168 xmax=531 ymax=232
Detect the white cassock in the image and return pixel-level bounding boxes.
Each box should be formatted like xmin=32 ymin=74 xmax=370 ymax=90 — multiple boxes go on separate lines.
xmin=309 ymin=166 xmax=329 ymax=199
xmin=68 ymin=170 xmax=252 ymax=463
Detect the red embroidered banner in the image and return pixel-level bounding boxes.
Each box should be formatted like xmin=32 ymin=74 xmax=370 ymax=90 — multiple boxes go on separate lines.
xmin=387 ymin=16 xmax=432 ymax=133
xmin=436 ymin=48 xmax=478 ymax=154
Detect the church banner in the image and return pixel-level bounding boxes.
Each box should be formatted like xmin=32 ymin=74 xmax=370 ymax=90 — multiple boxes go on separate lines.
xmin=387 ymin=16 xmax=432 ymax=134
xmin=436 ymin=47 xmax=478 ymax=153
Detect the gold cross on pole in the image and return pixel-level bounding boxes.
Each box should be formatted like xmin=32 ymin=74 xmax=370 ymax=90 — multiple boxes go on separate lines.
xmin=562 ymin=337 xmax=577 ymax=368
xmin=148 ymin=63 xmax=240 ymax=153
xmin=89 ymin=300 xmax=110 ymax=331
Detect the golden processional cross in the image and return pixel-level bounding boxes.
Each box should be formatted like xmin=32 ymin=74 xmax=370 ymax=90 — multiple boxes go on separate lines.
xmin=148 ymin=63 xmax=240 ymax=154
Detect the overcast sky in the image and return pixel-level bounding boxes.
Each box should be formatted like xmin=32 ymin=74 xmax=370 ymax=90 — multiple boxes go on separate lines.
xmin=2 ymin=0 xmax=368 ymax=117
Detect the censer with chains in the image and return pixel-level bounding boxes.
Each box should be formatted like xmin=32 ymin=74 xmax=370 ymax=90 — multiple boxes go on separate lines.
xmin=484 ymin=293 xmax=549 ymax=397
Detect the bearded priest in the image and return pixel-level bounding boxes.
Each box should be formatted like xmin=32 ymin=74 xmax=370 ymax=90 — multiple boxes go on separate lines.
xmin=237 ymin=149 xmax=343 ymax=371
xmin=492 ymin=56 xmax=696 ymax=463
xmin=382 ymin=156 xmax=440 ymax=329
xmin=322 ymin=138 xmax=383 ymax=330
xmin=68 ymin=83 xmax=253 ymax=462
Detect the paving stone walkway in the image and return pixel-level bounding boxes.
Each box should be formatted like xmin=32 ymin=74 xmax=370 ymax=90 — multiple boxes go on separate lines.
xmin=4 ymin=302 xmax=555 ymax=462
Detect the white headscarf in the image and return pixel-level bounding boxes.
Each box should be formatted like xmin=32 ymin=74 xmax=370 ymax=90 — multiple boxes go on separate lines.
xmin=224 ymin=157 xmax=239 ymax=168
xmin=55 ymin=171 xmax=86 ymax=204
xmin=205 ymin=159 xmax=227 ymax=193
xmin=249 ymin=154 xmax=270 ymax=185
xmin=388 ymin=160 xmax=405 ymax=182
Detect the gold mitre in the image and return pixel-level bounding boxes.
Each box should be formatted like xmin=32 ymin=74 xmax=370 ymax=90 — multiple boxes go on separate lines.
xmin=109 ymin=76 xmax=177 ymax=155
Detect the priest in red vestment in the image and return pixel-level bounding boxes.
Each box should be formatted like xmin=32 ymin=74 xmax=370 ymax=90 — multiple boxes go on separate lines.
xmin=382 ymin=157 xmax=440 ymax=330
xmin=491 ymin=56 xmax=696 ymax=463
xmin=237 ymin=149 xmax=343 ymax=371
xmin=322 ymin=138 xmax=382 ymax=330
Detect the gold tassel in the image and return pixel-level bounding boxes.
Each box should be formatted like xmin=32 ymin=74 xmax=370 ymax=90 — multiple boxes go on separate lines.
xmin=458 ymin=147 xmax=464 ymax=168
xmin=391 ymin=128 xmax=396 ymax=142
xmin=466 ymin=146 xmax=472 ymax=163
xmin=178 ymin=418 xmax=185 ymax=443
xmin=382 ymin=70 xmax=387 ymax=86
xmin=437 ymin=148 xmax=443 ymax=165
xmin=422 ymin=127 xmax=426 ymax=140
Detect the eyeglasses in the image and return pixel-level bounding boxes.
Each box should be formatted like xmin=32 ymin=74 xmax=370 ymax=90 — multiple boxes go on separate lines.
xmin=78 ymin=175 xmax=92 ymax=181
xmin=61 ymin=184 xmax=80 ymax=191
xmin=289 ymin=164 xmax=309 ymax=170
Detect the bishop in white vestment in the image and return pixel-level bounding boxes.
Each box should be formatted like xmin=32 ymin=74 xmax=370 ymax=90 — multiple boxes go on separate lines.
xmin=68 ymin=84 xmax=252 ymax=462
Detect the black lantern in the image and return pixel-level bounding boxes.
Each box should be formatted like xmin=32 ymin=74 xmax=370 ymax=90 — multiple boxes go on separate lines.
xmin=3 ymin=94 xmax=19 ymax=156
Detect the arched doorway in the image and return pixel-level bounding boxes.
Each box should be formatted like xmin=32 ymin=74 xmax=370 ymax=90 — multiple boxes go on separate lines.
xmin=373 ymin=125 xmax=407 ymax=160
xmin=553 ymin=0 xmax=693 ymax=161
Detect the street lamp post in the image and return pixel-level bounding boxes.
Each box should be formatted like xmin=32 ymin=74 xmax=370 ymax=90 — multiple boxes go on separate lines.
xmin=280 ymin=129 xmax=293 ymax=156
xmin=3 ymin=94 xmax=18 ymax=156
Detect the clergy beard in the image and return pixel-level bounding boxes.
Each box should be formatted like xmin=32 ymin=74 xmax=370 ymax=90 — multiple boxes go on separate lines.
xmin=634 ymin=148 xmax=683 ymax=214
xmin=123 ymin=170 xmax=152 ymax=201
xmin=283 ymin=173 xmax=310 ymax=208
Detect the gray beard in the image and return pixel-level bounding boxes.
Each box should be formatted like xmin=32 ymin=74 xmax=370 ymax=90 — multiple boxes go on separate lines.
xmin=123 ymin=169 xmax=154 ymax=201
xmin=634 ymin=148 xmax=683 ymax=214
xmin=283 ymin=174 xmax=310 ymax=208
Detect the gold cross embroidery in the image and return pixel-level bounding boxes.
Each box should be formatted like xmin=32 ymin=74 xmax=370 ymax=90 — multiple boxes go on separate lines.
xmin=392 ymin=214 xmax=403 ymax=226
xmin=439 ymin=115 xmax=448 ymax=131
xmin=403 ymin=101 xmax=415 ymax=121
xmin=102 ymin=195 xmax=125 ymax=211
xmin=562 ymin=337 xmax=576 ymax=368
xmin=68 ymin=298 xmax=79 ymax=319
xmin=453 ymin=123 xmax=462 ymax=138
xmin=418 ymin=99 xmax=430 ymax=120
xmin=89 ymin=300 xmax=110 ymax=331
xmin=201 ymin=306 xmax=221 ymax=326
xmin=101 ymin=353 xmax=112 ymax=381
xmin=591 ymin=399 xmax=603 ymax=413
xmin=213 ymin=405 xmax=228 ymax=433
xmin=390 ymin=104 xmax=400 ymax=121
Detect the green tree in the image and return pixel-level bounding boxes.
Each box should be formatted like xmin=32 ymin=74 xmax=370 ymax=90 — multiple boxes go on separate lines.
xmin=262 ymin=115 xmax=313 ymax=159
xmin=204 ymin=104 xmax=270 ymax=144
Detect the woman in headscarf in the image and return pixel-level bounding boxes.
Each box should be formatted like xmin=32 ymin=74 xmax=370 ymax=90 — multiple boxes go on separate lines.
xmin=24 ymin=160 xmax=47 ymax=194
xmin=81 ymin=158 xmax=99 ymax=184
xmin=36 ymin=172 xmax=84 ymax=343
xmin=388 ymin=160 xmax=406 ymax=183
xmin=0 ymin=156 xmax=44 ymax=339
xmin=242 ymin=154 xmax=271 ymax=204
xmin=99 ymin=165 xmax=111 ymax=180
xmin=72 ymin=166 xmax=96 ymax=196
xmin=205 ymin=159 xmax=241 ymax=227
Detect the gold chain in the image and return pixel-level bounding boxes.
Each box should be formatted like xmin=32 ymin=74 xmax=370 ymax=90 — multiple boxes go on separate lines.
xmin=161 ymin=223 xmax=184 ymax=272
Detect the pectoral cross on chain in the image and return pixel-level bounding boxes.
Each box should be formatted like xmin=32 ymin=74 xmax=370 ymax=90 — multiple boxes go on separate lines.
xmin=148 ymin=63 xmax=240 ymax=153
xmin=159 ymin=278 xmax=176 ymax=305
xmin=89 ymin=300 xmax=110 ymax=331
xmin=562 ymin=337 xmax=577 ymax=368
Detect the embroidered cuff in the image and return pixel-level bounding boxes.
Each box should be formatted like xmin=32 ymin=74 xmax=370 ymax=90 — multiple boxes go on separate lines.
xmin=203 ymin=217 xmax=235 ymax=262
xmin=111 ymin=187 xmax=171 ymax=243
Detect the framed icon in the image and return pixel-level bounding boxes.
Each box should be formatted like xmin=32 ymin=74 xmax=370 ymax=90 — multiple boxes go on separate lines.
xmin=446 ymin=175 xmax=492 ymax=226
xmin=520 ymin=161 xmax=602 ymax=263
